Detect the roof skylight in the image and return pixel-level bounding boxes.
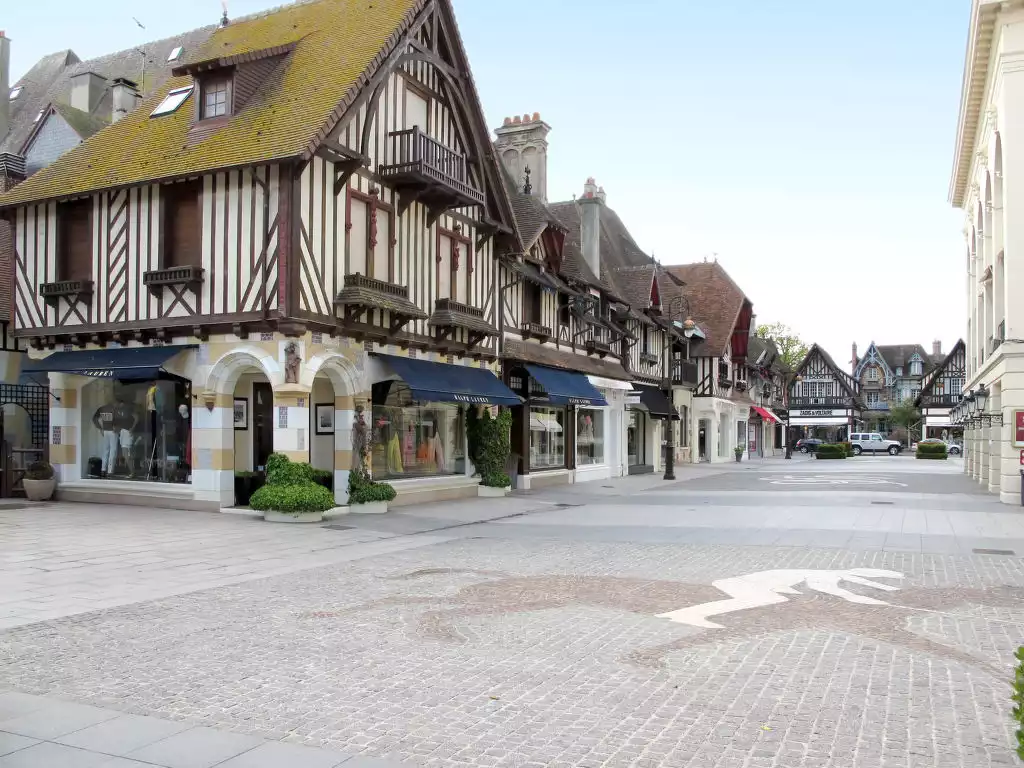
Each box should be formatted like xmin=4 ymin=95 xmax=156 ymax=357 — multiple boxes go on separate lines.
xmin=167 ymin=46 xmax=183 ymax=62
xmin=33 ymin=109 xmax=44 ymax=123
xmin=150 ymin=85 xmax=193 ymax=117
xmin=9 ymin=86 xmax=22 ymax=100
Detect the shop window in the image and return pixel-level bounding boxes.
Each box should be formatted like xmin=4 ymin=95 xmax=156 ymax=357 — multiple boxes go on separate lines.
xmin=576 ymin=408 xmax=605 ymax=466
xmin=679 ymin=405 xmax=689 ymax=447
xmin=81 ymin=377 xmax=191 ymax=483
xmin=371 ymin=381 xmax=464 ymax=480
xmin=627 ymin=409 xmax=644 ymax=466
xmin=530 ymin=405 xmax=564 ymax=469
xmin=57 ymin=198 xmax=92 ymax=281
xmin=163 ymin=180 xmax=202 ymax=267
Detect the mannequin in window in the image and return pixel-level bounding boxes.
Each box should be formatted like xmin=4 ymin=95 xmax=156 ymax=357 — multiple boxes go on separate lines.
xmin=93 ymin=396 xmax=136 ymax=478
xmin=146 ymin=382 xmax=165 ymax=478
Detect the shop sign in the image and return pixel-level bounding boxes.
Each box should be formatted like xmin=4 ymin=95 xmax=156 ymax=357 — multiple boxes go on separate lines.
xmin=1014 ymin=410 xmax=1024 ymax=448
xmin=72 ymin=369 xmax=116 ymax=377
xmin=791 ymin=408 xmax=845 ymax=418
xmin=568 ymin=397 xmax=595 ymax=406
xmin=625 ymin=394 xmax=642 ymax=405
xmin=451 ymin=394 xmax=492 ymax=404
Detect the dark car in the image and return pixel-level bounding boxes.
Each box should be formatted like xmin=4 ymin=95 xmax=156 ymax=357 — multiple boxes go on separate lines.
xmin=796 ymin=438 xmax=823 ymax=453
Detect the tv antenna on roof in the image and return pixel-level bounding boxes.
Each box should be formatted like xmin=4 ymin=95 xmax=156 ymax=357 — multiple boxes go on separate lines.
xmin=220 ymin=0 xmax=230 ymax=26
xmin=132 ymin=16 xmax=145 ymax=29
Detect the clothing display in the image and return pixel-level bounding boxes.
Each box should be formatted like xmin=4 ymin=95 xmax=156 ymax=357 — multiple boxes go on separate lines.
xmin=101 ymin=430 xmax=118 ymax=474
xmin=386 ymin=433 xmax=404 ymax=474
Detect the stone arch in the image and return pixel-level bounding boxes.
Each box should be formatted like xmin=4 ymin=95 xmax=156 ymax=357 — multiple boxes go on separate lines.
xmin=204 ymin=346 xmax=281 ymax=397
xmin=302 ymin=353 xmax=362 ymax=397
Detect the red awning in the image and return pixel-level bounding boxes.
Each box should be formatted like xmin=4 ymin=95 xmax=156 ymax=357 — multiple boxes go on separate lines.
xmin=751 ymin=406 xmax=779 ymax=424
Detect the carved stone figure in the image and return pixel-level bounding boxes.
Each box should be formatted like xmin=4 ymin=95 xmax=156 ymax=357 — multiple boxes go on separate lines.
xmin=351 ymin=406 xmax=369 ymax=472
xmin=284 ymin=342 xmax=301 ymax=384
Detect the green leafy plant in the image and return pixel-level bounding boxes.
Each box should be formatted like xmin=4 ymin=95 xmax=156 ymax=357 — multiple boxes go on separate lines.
xmin=234 ymin=470 xmax=257 ymax=478
xmin=347 ymin=466 xmax=396 ymax=504
xmin=1012 ymin=646 xmax=1024 ymax=759
xmin=250 ymin=453 xmax=333 ymax=514
xmin=468 ymin=407 xmax=513 ymax=487
xmin=916 ymin=442 xmax=948 ymax=460
xmin=839 ymin=441 xmax=853 ymax=457
xmin=25 ymin=461 xmax=54 ymax=480
xmin=815 ymin=444 xmax=847 ymax=460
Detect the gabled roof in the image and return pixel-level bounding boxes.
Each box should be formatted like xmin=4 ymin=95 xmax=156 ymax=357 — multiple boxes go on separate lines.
xmin=1 ymin=49 xmax=79 ymax=155
xmin=500 ymin=162 xmax=560 ymax=251
xmin=664 ymin=261 xmax=749 ymax=357
xmin=794 ymin=344 xmax=858 ymax=397
xmin=919 ymin=339 xmax=966 ymax=399
xmin=0 ymin=0 xmax=423 ymax=206
xmin=876 ymin=344 xmax=934 ymax=374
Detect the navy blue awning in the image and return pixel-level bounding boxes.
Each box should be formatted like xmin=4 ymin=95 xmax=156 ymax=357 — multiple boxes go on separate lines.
xmin=523 ymin=364 xmax=608 ymax=407
xmin=377 ymin=354 xmax=522 ymax=406
xmin=23 ymin=345 xmax=195 ymax=380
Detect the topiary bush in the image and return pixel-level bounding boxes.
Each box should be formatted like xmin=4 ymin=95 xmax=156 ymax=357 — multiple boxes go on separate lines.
xmin=815 ymin=444 xmax=847 ymax=460
xmin=1012 ymin=646 xmax=1024 ymax=760
xmin=250 ymin=453 xmax=334 ymax=514
xmin=468 ymin=407 xmax=513 ymax=487
xmin=347 ymin=466 xmax=396 ymax=504
xmin=916 ymin=442 xmax=948 ymax=460
xmin=839 ymin=441 xmax=854 ymax=457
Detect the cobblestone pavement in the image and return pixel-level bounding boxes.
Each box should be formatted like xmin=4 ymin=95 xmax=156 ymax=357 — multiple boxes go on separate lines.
xmin=1 ymin=459 xmax=1021 ymax=767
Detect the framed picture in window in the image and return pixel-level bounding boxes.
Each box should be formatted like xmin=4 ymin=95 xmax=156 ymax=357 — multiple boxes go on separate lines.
xmin=315 ymin=403 xmax=335 ymax=435
xmin=233 ymin=398 xmax=248 ymax=431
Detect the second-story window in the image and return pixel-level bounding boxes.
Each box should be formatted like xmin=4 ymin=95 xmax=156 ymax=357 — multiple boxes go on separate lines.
xmin=558 ymin=293 xmax=570 ymax=327
xmin=163 ymin=180 xmax=201 ymax=268
xmin=524 ymin=282 xmax=542 ymax=325
xmin=641 ymin=326 xmax=649 ymax=354
xmin=201 ymin=75 xmax=231 ymax=119
xmin=57 ymin=198 xmax=92 ymax=282
xmin=910 ymin=360 xmax=922 ymax=376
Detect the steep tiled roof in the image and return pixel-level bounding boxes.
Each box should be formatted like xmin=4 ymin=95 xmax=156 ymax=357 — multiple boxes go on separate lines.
xmin=612 ymin=265 xmax=655 ymax=308
xmin=500 ymin=163 xmax=554 ymax=250
xmin=1 ymin=49 xmax=78 ymax=155
xmin=0 ymin=0 xmax=421 ymax=206
xmin=503 ymin=338 xmax=630 ymax=381
xmin=50 ymin=103 xmax=110 ymax=141
xmin=664 ymin=261 xmax=749 ymax=357
xmin=876 ymin=344 xmax=935 ymax=374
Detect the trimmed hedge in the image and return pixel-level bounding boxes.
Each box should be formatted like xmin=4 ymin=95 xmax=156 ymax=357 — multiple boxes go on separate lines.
xmin=468 ymin=408 xmax=513 ymax=487
xmin=838 ymin=441 xmax=854 ymax=457
xmin=1012 ymin=646 xmax=1024 ymax=759
xmin=916 ymin=442 xmax=948 ymax=460
xmin=250 ymin=453 xmax=335 ymax=514
xmin=815 ymin=444 xmax=848 ymax=460
xmin=348 ymin=467 xmax=397 ymax=504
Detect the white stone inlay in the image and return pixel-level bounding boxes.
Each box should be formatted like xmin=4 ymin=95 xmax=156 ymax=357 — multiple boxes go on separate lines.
xmin=657 ymin=568 xmax=904 ymax=629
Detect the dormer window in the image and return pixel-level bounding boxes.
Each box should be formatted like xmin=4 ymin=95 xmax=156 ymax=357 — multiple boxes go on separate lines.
xmin=200 ymin=74 xmax=231 ymax=119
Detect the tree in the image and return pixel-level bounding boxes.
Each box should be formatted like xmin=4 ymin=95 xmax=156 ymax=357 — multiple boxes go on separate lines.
xmin=755 ymin=322 xmax=809 ymax=370
xmin=889 ymin=399 xmax=921 ymax=444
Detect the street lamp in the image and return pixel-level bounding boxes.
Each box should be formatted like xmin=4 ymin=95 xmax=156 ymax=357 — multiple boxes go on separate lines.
xmin=785 ymin=374 xmax=802 ymax=459
xmin=662 ymin=300 xmax=694 ymax=481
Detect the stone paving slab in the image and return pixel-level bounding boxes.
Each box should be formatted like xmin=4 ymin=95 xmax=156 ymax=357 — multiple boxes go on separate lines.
xmin=1 ymin=539 xmax=1021 ymax=767
xmin=0 ymin=692 xmax=408 ymax=767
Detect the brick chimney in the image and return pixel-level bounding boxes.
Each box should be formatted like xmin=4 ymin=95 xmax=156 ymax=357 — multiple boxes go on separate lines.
xmin=69 ymin=70 xmax=106 ymax=114
xmin=932 ymin=339 xmax=942 ymax=357
xmin=493 ymin=112 xmax=551 ymax=202
xmin=111 ymin=77 xmax=140 ymax=123
xmin=0 ymin=32 xmax=10 ymax=145
xmin=579 ymin=177 xmax=602 ymax=279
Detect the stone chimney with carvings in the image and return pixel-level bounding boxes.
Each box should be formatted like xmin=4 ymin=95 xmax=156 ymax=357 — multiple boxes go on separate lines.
xmin=493 ymin=112 xmax=551 ymax=203
xmin=579 ymin=177 xmax=602 ymax=280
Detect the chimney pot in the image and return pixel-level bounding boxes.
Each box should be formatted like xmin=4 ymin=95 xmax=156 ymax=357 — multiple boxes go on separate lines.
xmin=503 ymin=116 xmax=512 ymax=126
xmin=523 ymin=113 xmax=530 ymax=122
xmin=111 ymin=77 xmax=141 ymax=123
xmin=532 ymin=111 xmax=540 ymax=121
xmin=513 ymin=115 xmax=521 ymax=124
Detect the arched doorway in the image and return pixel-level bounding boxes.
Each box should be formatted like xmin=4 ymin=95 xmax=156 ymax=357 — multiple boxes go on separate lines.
xmin=304 ymin=353 xmax=362 ymax=504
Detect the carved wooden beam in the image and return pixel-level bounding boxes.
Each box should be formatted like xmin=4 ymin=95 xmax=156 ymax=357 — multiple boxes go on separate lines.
xmin=397 ymin=188 xmax=425 ymax=216
xmin=192 ymin=325 xmax=210 ymax=342
xmin=426 ymin=202 xmax=451 ymax=229
xmin=475 ymin=222 xmax=498 ymax=253
xmin=333 ymin=159 xmax=364 ymax=196
xmin=231 ymin=323 xmax=245 ymax=339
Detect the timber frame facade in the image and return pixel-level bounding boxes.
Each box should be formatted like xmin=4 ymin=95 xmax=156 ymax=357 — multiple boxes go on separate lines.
xmin=788 ymin=344 xmax=861 ymax=440
xmin=916 ymin=339 xmax=966 ymax=439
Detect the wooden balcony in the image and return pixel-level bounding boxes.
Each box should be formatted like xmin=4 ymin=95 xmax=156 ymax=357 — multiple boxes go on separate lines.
xmin=672 ymin=360 xmax=699 ymax=387
xmin=920 ymin=394 xmax=961 ymax=408
xmin=586 ymin=338 xmax=611 ymax=357
xmin=789 ymin=396 xmax=856 ymax=409
xmin=520 ymin=321 xmax=552 ymax=341
xmin=380 ymin=128 xmax=486 ymax=216
xmin=143 ymin=265 xmax=205 ymax=295
xmin=639 ymin=352 xmax=659 ymax=367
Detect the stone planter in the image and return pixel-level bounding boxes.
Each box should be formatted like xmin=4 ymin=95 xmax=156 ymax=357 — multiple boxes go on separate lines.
xmin=734 ymin=453 xmax=743 ymax=463
xmin=350 ymin=501 xmax=388 ymax=514
xmin=262 ymin=510 xmax=324 ymax=523
xmin=478 ymin=485 xmax=511 ymax=498
xmin=23 ymin=477 xmax=56 ymax=501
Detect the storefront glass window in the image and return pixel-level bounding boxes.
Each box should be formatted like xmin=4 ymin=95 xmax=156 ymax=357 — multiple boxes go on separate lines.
xmin=530 ymin=405 xmax=565 ymax=469
xmin=576 ymin=408 xmax=605 ymax=465
xmin=81 ymin=377 xmax=191 ymax=483
xmin=371 ymin=402 xmax=464 ymax=480
xmin=627 ymin=409 xmax=644 ymax=466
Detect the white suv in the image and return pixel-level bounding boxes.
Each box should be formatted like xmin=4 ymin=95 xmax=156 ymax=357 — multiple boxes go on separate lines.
xmin=849 ymin=433 xmax=902 ymax=456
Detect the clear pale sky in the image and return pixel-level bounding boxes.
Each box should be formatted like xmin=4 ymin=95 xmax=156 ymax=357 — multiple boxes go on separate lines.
xmin=4 ymin=0 xmax=969 ymax=367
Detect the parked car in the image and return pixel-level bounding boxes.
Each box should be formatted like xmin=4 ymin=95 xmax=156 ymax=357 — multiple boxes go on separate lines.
xmin=796 ymin=438 xmax=823 ymax=453
xmin=917 ymin=438 xmax=962 ymax=456
xmin=849 ymin=433 xmax=903 ymax=456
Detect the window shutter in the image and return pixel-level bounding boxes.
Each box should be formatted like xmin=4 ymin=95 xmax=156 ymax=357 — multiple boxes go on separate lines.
xmin=58 ymin=198 xmax=92 ymax=281
xmin=165 ymin=180 xmax=201 ymax=268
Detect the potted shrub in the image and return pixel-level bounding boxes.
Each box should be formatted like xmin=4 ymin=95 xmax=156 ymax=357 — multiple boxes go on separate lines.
xmin=468 ymin=408 xmax=513 ymax=496
xmin=348 ymin=467 xmax=396 ymax=514
xmin=249 ymin=453 xmax=334 ymax=523
xmin=23 ymin=460 xmax=56 ymax=501
xmin=734 ymin=444 xmax=744 ymax=463
xmin=311 ymin=467 xmax=333 ymax=491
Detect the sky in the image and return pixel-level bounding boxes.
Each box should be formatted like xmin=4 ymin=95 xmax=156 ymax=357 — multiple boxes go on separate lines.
xmin=3 ymin=0 xmax=970 ymax=368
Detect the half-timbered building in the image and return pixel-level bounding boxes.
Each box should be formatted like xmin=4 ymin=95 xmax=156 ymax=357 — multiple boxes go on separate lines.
xmin=916 ymin=339 xmax=966 ymax=442
xmin=788 ymin=344 xmax=861 ymax=443
xmin=745 ymin=335 xmax=789 ymax=457
xmin=0 ymin=0 xmax=526 ymax=509
xmin=665 ymin=261 xmax=755 ymax=463
xmin=850 ymin=341 xmax=942 ymax=433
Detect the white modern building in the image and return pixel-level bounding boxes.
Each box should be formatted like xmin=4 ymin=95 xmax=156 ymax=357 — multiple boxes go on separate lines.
xmin=950 ymin=0 xmax=1024 ymax=504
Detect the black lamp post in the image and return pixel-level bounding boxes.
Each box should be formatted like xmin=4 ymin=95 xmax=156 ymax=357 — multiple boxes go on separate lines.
xmin=785 ymin=374 xmax=801 ymax=459
xmin=663 ymin=301 xmax=695 ymax=481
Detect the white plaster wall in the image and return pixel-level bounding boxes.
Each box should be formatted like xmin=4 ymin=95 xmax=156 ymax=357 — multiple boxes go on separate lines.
xmin=310 ymin=376 xmax=334 ymax=472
